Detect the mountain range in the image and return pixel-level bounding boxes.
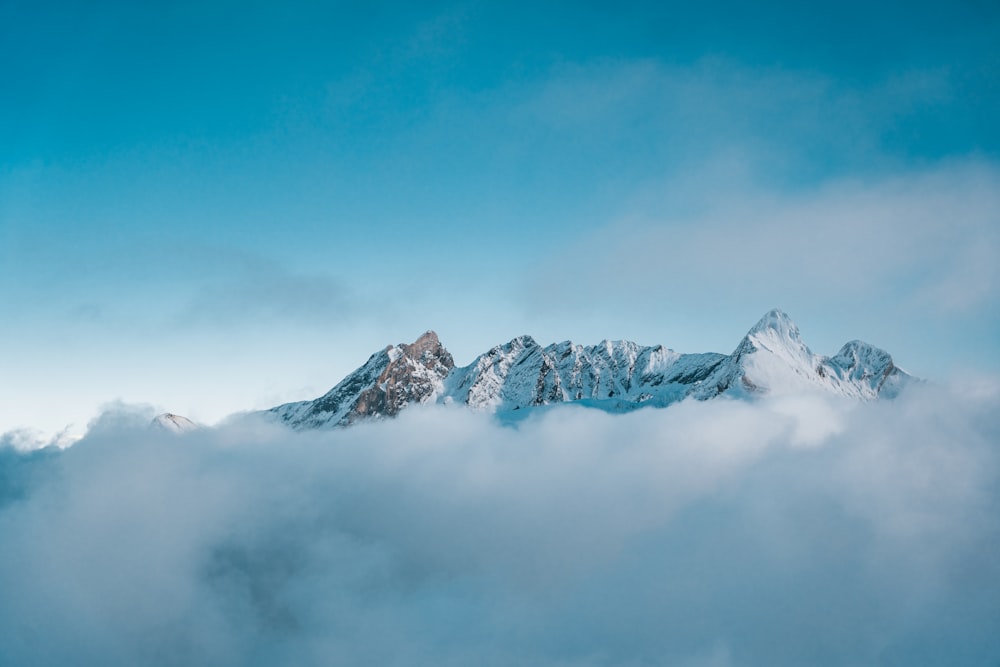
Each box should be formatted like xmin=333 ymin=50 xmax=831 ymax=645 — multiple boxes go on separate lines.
xmin=258 ymin=309 xmax=912 ymax=430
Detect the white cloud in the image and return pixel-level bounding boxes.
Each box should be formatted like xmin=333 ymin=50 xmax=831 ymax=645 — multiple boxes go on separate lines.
xmin=1 ymin=384 xmax=997 ymax=665
xmin=0 ymin=426 xmax=79 ymax=451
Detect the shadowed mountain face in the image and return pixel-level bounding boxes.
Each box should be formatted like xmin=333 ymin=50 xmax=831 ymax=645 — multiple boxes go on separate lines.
xmin=267 ymin=310 xmax=913 ymax=430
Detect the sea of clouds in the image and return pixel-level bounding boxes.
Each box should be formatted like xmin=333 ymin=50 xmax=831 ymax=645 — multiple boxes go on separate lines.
xmin=1 ymin=382 xmax=998 ymax=666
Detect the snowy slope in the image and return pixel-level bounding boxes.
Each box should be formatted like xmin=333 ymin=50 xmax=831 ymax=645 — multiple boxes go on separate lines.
xmin=269 ymin=331 xmax=454 ymax=429
xmin=692 ymin=309 xmax=909 ymax=400
xmin=266 ymin=310 xmax=913 ymax=429
xmin=150 ymin=413 xmax=201 ymax=433
xmin=444 ymin=336 xmax=726 ymax=411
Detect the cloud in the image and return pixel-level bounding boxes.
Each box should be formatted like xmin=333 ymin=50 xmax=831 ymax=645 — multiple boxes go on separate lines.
xmin=527 ymin=159 xmax=1000 ymax=320
xmin=0 ymin=427 xmax=78 ymax=452
xmin=1 ymin=384 xmax=997 ymax=666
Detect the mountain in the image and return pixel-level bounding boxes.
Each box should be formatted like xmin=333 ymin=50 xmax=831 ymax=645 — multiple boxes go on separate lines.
xmin=266 ymin=309 xmax=913 ymax=430
xmin=443 ymin=336 xmax=727 ymax=412
xmin=151 ymin=413 xmax=201 ymax=433
xmin=691 ymin=309 xmax=908 ymax=400
xmin=269 ymin=331 xmax=454 ymax=429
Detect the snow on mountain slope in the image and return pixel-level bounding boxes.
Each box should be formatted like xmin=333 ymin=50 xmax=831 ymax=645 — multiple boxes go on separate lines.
xmin=266 ymin=310 xmax=914 ymax=429
xmin=827 ymin=339 xmax=909 ymax=399
xmin=445 ymin=336 xmax=726 ymax=411
xmin=151 ymin=413 xmax=201 ymax=433
xmin=269 ymin=331 xmax=454 ymax=429
xmin=692 ymin=309 xmax=909 ymax=400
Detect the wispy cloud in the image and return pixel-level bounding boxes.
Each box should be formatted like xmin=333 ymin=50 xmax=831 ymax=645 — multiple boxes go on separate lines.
xmin=526 ymin=159 xmax=1000 ymax=324
xmin=494 ymin=57 xmax=959 ymax=180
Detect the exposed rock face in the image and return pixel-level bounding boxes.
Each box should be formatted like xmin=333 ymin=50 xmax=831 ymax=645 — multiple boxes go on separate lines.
xmin=266 ymin=310 xmax=914 ymax=430
xmin=269 ymin=331 xmax=454 ymax=429
xmin=351 ymin=332 xmax=455 ymax=420
xmin=446 ymin=336 xmax=727 ymax=411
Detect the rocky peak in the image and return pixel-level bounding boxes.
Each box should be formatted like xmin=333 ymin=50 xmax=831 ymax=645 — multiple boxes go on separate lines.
xmin=270 ymin=331 xmax=455 ymax=428
xmin=827 ymin=339 xmax=900 ymax=395
xmin=391 ymin=330 xmax=454 ymax=368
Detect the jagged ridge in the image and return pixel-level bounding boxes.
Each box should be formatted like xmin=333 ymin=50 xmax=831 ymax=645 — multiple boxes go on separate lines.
xmin=266 ymin=309 xmax=914 ymax=430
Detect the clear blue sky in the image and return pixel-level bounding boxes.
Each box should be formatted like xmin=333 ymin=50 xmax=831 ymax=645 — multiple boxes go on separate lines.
xmin=2 ymin=0 xmax=998 ymax=434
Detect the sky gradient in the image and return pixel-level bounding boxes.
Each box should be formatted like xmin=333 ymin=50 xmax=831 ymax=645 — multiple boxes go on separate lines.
xmin=2 ymin=1 xmax=999 ymax=435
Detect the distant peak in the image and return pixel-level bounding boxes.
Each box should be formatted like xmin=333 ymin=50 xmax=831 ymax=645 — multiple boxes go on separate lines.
xmin=396 ymin=330 xmax=454 ymax=369
xmin=831 ymin=339 xmax=893 ymax=368
xmin=392 ymin=330 xmax=445 ymax=355
xmin=838 ymin=339 xmax=882 ymax=352
xmin=151 ymin=412 xmax=200 ymax=433
xmin=750 ymin=308 xmax=793 ymax=330
xmin=837 ymin=339 xmax=867 ymax=354
xmin=747 ymin=308 xmax=802 ymax=340
xmin=730 ymin=309 xmax=811 ymax=361
xmin=508 ymin=334 xmax=538 ymax=347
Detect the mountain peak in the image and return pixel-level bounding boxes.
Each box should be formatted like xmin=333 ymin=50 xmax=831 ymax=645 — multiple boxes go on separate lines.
xmin=410 ymin=330 xmax=440 ymax=348
xmin=151 ymin=413 xmax=200 ymax=433
xmin=748 ymin=308 xmax=800 ymax=338
xmin=395 ymin=330 xmax=451 ymax=364
xmin=730 ymin=309 xmax=809 ymax=362
xmin=270 ymin=330 xmax=454 ymax=429
xmin=828 ymin=339 xmax=901 ymax=396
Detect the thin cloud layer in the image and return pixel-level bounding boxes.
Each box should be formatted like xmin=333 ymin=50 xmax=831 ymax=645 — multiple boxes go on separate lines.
xmin=177 ymin=255 xmax=357 ymax=329
xmin=1 ymin=386 xmax=997 ymax=666
xmin=531 ymin=160 xmax=1000 ymax=315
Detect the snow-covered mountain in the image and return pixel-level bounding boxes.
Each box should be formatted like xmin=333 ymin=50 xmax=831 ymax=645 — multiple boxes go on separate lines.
xmin=266 ymin=309 xmax=913 ymax=430
xmin=151 ymin=413 xmax=201 ymax=433
xmin=269 ymin=331 xmax=455 ymax=429
xmin=690 ymin=309 xmax=909 ymax=400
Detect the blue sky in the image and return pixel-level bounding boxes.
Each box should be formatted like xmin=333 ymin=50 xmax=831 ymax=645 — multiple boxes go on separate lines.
xmin=2 ymin=0 xmax=999 ymax=434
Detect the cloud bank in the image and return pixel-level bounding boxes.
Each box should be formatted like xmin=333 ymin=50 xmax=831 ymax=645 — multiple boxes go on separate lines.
xmin=1 ymin=385 xmax=998 ymax=666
